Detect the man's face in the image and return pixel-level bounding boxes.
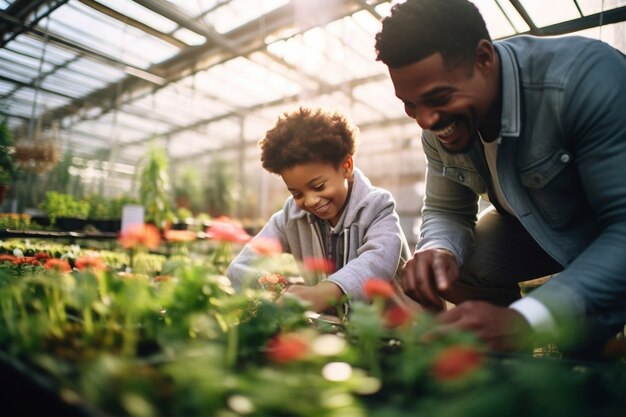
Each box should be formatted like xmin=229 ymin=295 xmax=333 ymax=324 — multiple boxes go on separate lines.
xmin=280 ymin=161 xmax=352 ymax=227
xmin=388 ymin=50 xmax=495 ymax=153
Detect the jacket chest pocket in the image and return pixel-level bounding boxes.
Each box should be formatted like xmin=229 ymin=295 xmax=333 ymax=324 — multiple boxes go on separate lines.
xmin=442 ymin=165 xmax=487 ymax=196
xmin=520 ymin=148 xmax=587 ymax=229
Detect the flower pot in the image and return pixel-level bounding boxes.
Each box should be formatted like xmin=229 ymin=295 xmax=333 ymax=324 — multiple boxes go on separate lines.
xmin=0 ymin=184 xmax=8 ymax=207
xmin=55 ymin=217 xmax=88 ymax=232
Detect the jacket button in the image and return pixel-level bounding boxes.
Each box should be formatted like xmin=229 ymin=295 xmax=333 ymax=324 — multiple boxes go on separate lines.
xmin=560 ymin=153 xmax=570 ymax=163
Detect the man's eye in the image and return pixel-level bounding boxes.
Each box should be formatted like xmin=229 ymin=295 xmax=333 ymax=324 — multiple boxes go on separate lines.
xmin=424 ymin=94 xmax=451 ymax=106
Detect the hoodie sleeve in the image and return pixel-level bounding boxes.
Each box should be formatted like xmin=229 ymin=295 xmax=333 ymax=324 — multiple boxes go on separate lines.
xmin=327 ymin=190 xmax=407 ymax=302
xmin=226 ymin=207 xmax=291 ymax=291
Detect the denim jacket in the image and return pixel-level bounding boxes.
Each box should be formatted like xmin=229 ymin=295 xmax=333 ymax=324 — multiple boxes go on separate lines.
xmin=418 ymin=35 xmax=626 ymax=331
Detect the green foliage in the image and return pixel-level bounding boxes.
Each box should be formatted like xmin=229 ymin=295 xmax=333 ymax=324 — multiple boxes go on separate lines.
xmin=0 ymin=238 xmax=624 ymax=417
xmin=204 ymin=158 xmax=237 ymax=217
xmin=173 ymin=166 xmax=203 ymax=212
xmin=39 ymin=191 xmax=90 ymax=223
xmin=85 ymin=194 xmax=139 ymax=220
xmin=136 ymin=145 xmax=173 ymax=228
xmin=0 ymin=118 xmax=18 ymax=185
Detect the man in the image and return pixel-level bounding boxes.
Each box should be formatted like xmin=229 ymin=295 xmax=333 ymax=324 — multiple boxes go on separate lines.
xmin=375 ymin=0 xmax=626 ymax=356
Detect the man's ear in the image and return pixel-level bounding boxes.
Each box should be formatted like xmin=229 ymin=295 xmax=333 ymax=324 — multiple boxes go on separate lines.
xmin=342 ymin=155 xmax=354 ymax=178
xmin=475 ymin=39 xmax=495 ymax=75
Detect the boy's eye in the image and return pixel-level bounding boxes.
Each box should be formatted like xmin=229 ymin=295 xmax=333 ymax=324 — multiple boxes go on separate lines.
xmin=291 ymin=192 xmax=302 ymax=199
xmin=312 ymin=184 xmax=325 ymax=191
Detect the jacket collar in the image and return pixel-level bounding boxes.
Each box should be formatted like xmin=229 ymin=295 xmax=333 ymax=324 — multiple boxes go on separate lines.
xmin=494 ymin=41 xmax=522 ymax=138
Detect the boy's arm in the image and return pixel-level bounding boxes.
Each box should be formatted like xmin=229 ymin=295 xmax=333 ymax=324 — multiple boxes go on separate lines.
xmin=226 ymin=210 xmax=289 ymax=291
xmin=326 ymin=191 xmax=407 ymax=302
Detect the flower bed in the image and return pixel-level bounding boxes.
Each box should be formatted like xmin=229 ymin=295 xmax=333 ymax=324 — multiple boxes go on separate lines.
xmin=0 ymin=221 xmax=624 ymax=417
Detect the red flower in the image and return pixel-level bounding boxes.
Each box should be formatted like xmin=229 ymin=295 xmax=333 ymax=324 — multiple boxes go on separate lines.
xmin=164 ymin=229 xmax=197 ymax=243
xmin=75 ymin=256 xmax=108 ymax=272
xmin=118 ymin=224 xmax=161 ymax=250
xmin=0 ymin=254 xmax=16 ymax=263
xmin=258 ymin=273 xmax=289 ymax=294
xmin=248 ymin=237 xmax=282 ymax=256
xmin=303 ymin=257 xmax=335 ymax=274
xmin=205 ymin=217 xmax=251 ymax=244
xmin=266 ymin=333 xmax=310 ymax=364
xmin=34 ymin=252 xmax=50 ymax=260
xmin=383 ymin=305 xmax=413 ymax=328
xmin=44 ymin=258 xmax=72 ymax=273
xmin=153 ymin=275 xmax=172 ymax=283
xmin=363 ymin=278 xmax=395 ymax=300
xmin=432 ymin=346 xmax=483 ymax=381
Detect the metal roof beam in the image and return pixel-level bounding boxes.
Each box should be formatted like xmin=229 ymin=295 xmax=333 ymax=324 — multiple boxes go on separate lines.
xmin=524 ymin=5 xmax=626 ymax=36
xmin=37 ymin=0 xmax=374 ymax=135
xmin=77 ymin=0 xmax=187 ymax=49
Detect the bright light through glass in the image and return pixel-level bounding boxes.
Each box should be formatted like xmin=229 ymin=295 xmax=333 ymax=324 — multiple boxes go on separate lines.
xmin=322 ymin=362 xmax=352 ymax=381
xmin=312 ymin=334 xmax=346 ymax=356
xmin=172 ymin=28 xmax=207 ymax=46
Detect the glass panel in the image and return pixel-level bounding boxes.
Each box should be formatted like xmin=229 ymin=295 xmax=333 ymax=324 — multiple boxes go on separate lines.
xmin=97 ymin=0 xmax=179 ymax=33
xmin=518 ymin=0 xmax=581 ymax=27
xmin=577 ymin=0 xmax=626 ymax=15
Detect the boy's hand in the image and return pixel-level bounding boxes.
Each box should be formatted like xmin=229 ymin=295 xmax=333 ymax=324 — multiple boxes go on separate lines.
xmin=280 ymin=281 xmax=343 ymax=312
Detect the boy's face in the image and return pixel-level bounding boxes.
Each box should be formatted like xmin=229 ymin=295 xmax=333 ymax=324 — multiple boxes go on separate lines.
xmin=281 ymin=160 xmax=353 ymax=227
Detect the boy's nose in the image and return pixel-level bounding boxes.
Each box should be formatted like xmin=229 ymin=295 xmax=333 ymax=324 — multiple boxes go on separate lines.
xmin=304 ymin=194 xmax=320 ymax=209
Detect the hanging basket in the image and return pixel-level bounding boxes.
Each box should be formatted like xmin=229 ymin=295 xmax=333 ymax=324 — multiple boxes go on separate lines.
xmin=13 ymin=121 xmax=61 ymax=174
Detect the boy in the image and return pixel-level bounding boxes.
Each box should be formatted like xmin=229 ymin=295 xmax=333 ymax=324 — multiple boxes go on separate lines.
xmin=227 ymin=107 xmax=411 ymax=313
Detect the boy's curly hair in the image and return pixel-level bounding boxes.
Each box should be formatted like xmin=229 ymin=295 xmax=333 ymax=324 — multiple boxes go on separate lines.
xmin=259 ymin=107 xmax=358 ymax=174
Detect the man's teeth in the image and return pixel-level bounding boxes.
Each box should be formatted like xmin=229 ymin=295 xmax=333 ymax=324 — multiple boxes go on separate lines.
xmin=433 ymin=121 xmax=457 ymax=137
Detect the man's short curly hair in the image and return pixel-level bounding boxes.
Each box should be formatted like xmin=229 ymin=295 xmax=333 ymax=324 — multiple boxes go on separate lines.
xmin=259 ymin=107 xmax=358 ymax=174
xmin=375 ymin=0 xmax=491 ymax=70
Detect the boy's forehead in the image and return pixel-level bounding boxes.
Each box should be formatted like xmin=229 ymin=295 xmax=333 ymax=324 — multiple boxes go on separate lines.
xmin=280 ymin=162 xmax=338 ymax=187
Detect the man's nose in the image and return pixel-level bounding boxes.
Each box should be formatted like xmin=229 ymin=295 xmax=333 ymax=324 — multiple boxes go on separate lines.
xmin=414 ymin=107 xmax=439 ymax=131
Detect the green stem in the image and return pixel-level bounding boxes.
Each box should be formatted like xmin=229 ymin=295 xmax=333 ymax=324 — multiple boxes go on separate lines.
xmin=226 ymin=326 xmax=238 ymax=368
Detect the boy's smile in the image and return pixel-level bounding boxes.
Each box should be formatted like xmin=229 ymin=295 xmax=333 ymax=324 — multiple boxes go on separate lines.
xmin=281 ymin=160 xmax=353 ymax=227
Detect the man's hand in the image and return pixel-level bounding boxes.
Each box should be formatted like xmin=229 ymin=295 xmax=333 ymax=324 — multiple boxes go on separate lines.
xmin=401 ymin=249 xmax=459 ymax=312
xmin=279 ymin=281 xmax=343 ymax=312
xmin=435 ymin=301 xmax=533 ymax=351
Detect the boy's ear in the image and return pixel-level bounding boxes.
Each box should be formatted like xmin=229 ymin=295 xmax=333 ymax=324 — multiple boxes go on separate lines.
xmin=342 ymin=155 xmax=354 ymax=178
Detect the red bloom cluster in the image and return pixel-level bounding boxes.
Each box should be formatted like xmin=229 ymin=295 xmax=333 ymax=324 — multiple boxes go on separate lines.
xmin=266 ymin=333 xmax=310 ymax=364
xmin=164 ymin=229 xmax=197 ymax=243
xmin=205 ymin=216 xmax=250 ymax=244
xmin=75 ymin=256 xmax=108 ymax=272
xmin=303 ymin=257 xmax=335 ymax=274
xmin=258 ymin=273 xmax=289 ymax=294
xmin=44 ymin=258 xmax=72 ymax=273
xmin=363 ymin=278 xmax=395 ymax=300
xmin=383 ymin=305 xmax=413 ymax=328
xmin=248 ymin=237 xmax=282 ymax=256
xmin=0 ymin=254 xmax=42 ymax=266
xmin=431 ymin=345 xmax=483 ymax=381
xmin=118 ymin=224 xmax=161 ymax=250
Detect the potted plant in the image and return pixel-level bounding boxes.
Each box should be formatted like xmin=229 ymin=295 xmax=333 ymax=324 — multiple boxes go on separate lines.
xmin=39 ymin=191 xmax=90 ymax=230
xmin=0 ymin=118 xmax=18 ymax=206
xmin=136 ymin=144 xmax=174 ymax=229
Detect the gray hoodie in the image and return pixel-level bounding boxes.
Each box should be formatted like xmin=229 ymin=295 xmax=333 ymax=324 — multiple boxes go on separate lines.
xmin=227 ymin=168 xmax=411 ymax=302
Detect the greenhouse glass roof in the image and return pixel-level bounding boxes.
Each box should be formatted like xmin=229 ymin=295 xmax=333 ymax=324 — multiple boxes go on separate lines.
xmin=1 ymin=0 xmax=625 ymax=189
